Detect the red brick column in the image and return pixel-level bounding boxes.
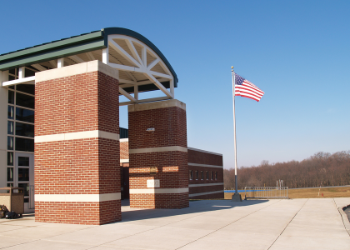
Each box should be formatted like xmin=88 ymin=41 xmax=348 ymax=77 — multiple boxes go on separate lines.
xmin=34 ymin=61 xmax=121 ymax=225
xmin=128 ymin=100 xmax=189 ymax=209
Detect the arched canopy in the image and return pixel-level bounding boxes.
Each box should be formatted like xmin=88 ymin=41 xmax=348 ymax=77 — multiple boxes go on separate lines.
xmin=0 ymin=27 xmax=178 ymax=105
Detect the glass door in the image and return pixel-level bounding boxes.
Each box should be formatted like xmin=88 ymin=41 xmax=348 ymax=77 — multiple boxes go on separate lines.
xmin=15 ymin=152 xmax=34 ymax=213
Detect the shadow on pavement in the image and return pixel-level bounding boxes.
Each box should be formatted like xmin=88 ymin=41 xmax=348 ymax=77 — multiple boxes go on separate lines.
xmin=120 ymin=199 xmax=268 ymax=222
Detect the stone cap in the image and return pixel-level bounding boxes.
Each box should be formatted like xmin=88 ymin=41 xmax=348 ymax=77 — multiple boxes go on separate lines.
xmin=128 ymin=99 xmax=186 ymax=112
xmin=35 ymin=60 xmax=119 ymax=82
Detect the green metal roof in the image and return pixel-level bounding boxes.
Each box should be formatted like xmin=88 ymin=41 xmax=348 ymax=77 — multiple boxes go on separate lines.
xmin=0 ymin=27 xmax=178 ymax=86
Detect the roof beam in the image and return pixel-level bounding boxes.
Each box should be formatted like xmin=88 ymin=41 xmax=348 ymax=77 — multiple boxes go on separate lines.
xmin=2 ymin=76 xmax=35 ymax=87
xmin=119 ymin=86 xmax=136 ymax=102
xmin=125 ymin=39 xmax=142 ymax=65
xmin=147 ymin=58 xmax=160 ymax=70
xmin=86 ymin=52 xmax=95 ymax=61
xmin=31 ymin=64 xmax=47 ymax=71
xmin=150 ymin=70 xmax=173 ymax=80
xmin=108 ymin=63 xmax=144 ymax=73
xmin=69 ymin=55 xmax=85 ymax=63
xmin=108 ymin=39 xmax=141 ymax=68
xmin=144 ymin=73 xmax=172 ymax=98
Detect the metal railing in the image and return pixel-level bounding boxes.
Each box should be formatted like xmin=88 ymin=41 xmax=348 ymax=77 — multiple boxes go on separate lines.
xmin=244 ymin=186 xmax=289 ymax=199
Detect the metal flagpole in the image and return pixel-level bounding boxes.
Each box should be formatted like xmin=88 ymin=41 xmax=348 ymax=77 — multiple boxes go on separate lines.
xmin=231 ymin=66 xmax=241 ymax=201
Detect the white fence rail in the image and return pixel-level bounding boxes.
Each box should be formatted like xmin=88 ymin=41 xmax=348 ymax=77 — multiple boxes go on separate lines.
xmin=244 ymin=187 xmax=289 ymax=199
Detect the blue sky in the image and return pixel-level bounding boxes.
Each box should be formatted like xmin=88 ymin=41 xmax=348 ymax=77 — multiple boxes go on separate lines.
xmin=2 ymin=0 xmax=349 ymax=168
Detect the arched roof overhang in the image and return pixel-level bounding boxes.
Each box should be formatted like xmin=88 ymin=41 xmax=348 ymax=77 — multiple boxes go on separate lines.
xmin=0 ymin=28 xmax=178 ymax=105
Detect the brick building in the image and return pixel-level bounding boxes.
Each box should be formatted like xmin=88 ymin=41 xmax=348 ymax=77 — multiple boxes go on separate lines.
xmin=0 ymin=28 xmax=223 ymax=225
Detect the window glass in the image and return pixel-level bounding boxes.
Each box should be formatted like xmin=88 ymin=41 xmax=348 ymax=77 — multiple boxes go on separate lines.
xmin=189 ymin=170 xmax=193 ymax=180
xmin=201 ymin=171 xmax=204 ymax=180
xmin=18 ymin=157 xmax=29 ymax=166
xmin=24 ymin=69 xmax=36 ymax=78
xmin=7 ymin=168 xmax=13 ymax=182
xmin=8 ymin=91 xmax=14 ymax=104
xmin=15 ymin=138 xmax=34 ymax=152
xmin=7 ymin=121 xmax=14 ymax=134
xmin=8 ymin=106 xmax=14 ymax=119
xmin=16 ymin=122 xmax=34 ymax=137
xmin=16 ymin=92 xmax=34 ymax=109
xmin=7 ymin=136 xmax=13 ymax=150
xmin=212 ymin=171 xmax=214 ymax=180
xmin=206 ymin=171 xmax=209 ymax=180
xmin=16 ymin=107 xmax=34 ymax=123
xmin=8 ymin=85 xmax=15 ymax=90
xmin=17 ymin=84 xmax=35 ymax=95
xmin=18 ymin=183 xmax=29 ymax=197
xmin=18 ymin=168 xmax=29 ymax=181
xmin=215 ymin=172 xmax=218 ymax=180
xmin=7 ymin=152 xmax=13 ymax=166
xmin=195 ymin=171 xmax=198 ymax=180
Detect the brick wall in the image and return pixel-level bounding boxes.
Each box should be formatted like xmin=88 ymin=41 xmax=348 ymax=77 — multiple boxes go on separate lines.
xmin=128 ymin=100 xmax=189 ymax=209
xmin=188 ymin=148 xmax=224 ymax=199
xmin=120 ymin=140 xmax=129 ymax=160
xmin=34 ymin=61 xmax=121 ymax=225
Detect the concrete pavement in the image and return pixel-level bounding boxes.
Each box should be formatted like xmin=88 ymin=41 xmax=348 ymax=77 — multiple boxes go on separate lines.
xmin=0 ymin=198 xmax=349 ymax=250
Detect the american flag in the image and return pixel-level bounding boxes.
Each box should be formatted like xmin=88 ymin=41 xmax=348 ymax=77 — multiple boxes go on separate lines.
xmin=235 ymin=73 xmax=264 ymax=102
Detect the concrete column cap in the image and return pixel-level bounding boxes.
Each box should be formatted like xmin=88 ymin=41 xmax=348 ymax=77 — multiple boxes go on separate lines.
xmin=128 ymin=99 xmax=186 ymax=112
xmin=35 ymin=60 xmax=119 ymax=82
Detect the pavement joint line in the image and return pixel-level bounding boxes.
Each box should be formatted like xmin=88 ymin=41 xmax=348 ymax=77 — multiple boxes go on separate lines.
xmin=175 ymin=199 xmax=282 ymax=250
xmin=333 ymin=198 xmax=350 ymax=237
xmin=84 ymin=209 xmax=212 ymax=249
xmin=266 ymin=198 xmax=309 ymax=250
xmin=0 ymin=238 xmax=40 ymax=250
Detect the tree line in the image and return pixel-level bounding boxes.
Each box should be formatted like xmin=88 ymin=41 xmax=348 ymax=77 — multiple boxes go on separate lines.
xmin=224 ymin=151 xmax=350 ymax=189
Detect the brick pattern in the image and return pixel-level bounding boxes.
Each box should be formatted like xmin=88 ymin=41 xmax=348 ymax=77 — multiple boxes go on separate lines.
xmin=130 ymin=193 xmax=188 ymax=209
xmin=191 ymin=192 xmax=224 ymax=199
xmin=128 ymin=103 xmax=188 ymax=209
xmin=188 ymin=149 xmax=224 ymax=199
xmin=188 ymin=149 xmax=222 ymax=166
xmin=129 ymin=107 xmax=187 ymax=149
xmin=35 ymin=200 xmax=121 ymax=225
xmin=129 ymin=152 xmax=188 ymax=189
xmin=35 ymin=69 xmax=120 ymax=225
xmin=35 ymin=72 xmax=119 ymax=136
xmin=120 ymin=141 xmax=129 ymax=160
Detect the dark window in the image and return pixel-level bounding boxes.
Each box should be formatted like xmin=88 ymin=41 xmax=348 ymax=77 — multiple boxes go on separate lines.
xmin=8 ymin=106 xmax=14 ymax=119
xmin=7 ymin=136 xmax=13 ymax=150
xmin=206 ymin=171 xmax=209 ymax=180
xmin=18 ymin=168 xmax=29 ymax=181
xmin=16 ymin=92 xmax=34 ymax=109
xmin=195 ymin=171 xmax=198 ymax=180
xmin=8 ymin=91 xmax=14 ymax=104
xmin=201 ymin=171 xmax=204 ymax=180
xmin=8 ymin=121 xmax=14 ymax=134
xmin=7 ymin=152 xmax=13 ymax=166
xmin=24 ymin=69 xmax=36 ymax=78
xmin=17 ymin=84 xmax=35 ymax=95
xmin=215 ymin=172 xmax=218 ymax=180
xmin=18 ymin=157 xmax=29 ymax=166
xmin=18 ymin=183 xmax=29 ymax=196
xmin=16 ymin=107 xmax=34 ymax=123
xmin=212 ymin=171 xmax=214 ymax=180
xmin=15 ymin=138 xmax=34 ymax=152
xmin=189 ymin=170 xmax=193 ymax=180
xmin=7 ymin=168 xmax=13 ymax=181
xmin=8 ymin=85 xmax=15 ymax=90
xmin=16 ymin=122 xmax=34 ymax=137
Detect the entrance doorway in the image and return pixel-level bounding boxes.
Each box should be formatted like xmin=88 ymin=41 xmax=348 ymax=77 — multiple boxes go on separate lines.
xmin=15 ymin=152 xmax=34 ymax=213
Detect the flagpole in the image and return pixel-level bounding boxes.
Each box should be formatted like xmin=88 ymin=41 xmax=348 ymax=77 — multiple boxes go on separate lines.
xmin=231 ymin=66 xmax=239 ymax=197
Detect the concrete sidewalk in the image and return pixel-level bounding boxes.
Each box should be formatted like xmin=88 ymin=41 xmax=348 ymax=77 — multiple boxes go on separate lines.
xmin=0 ymin=198 xmax=349 ymax=250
